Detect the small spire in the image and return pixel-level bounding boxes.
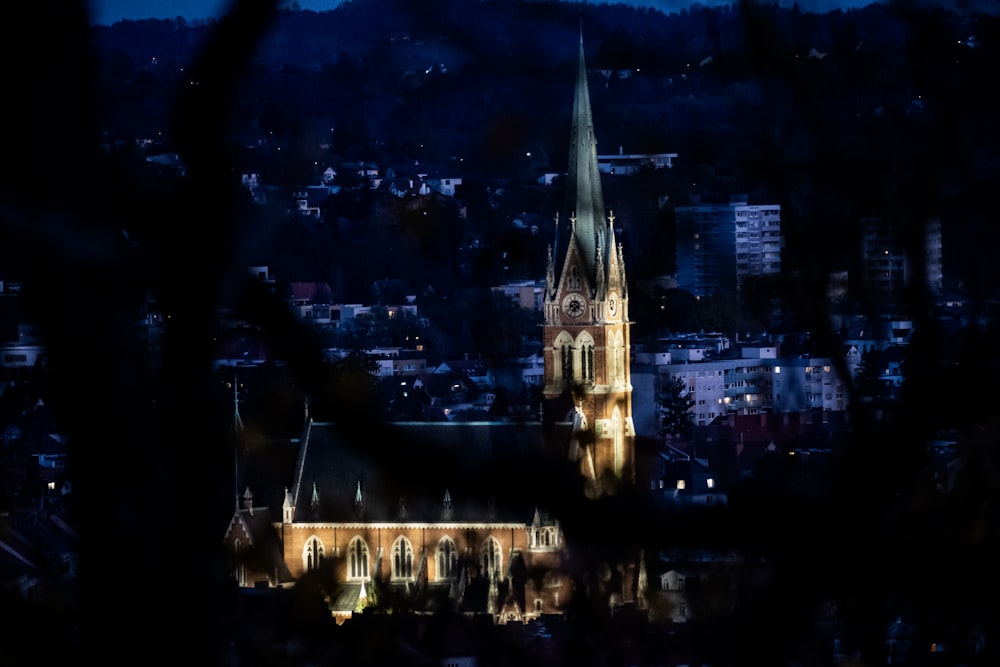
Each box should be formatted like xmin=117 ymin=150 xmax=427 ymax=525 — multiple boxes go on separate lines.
xmin=546 ymin=243 xmax=555 ymax=297
xmin=230 ymin=374 xmax=244 ymax=434
xmin=310 ymin=481 xmax=320 ymax=512
xmin=354 ymin=481 xmax=364 ymax=514
xmin=282 ymin=486 xmax=294 ymax=524
xmin=595 ymin=239 xmax=605 ymax=296
xmin=441 ymin=488 xmax=453 ymax=521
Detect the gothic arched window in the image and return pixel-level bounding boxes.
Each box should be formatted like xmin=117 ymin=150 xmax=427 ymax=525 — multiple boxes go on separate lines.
xmin=575 ymin=332 xmax=595 ymax=384
xmin=481 ymin=536 xmax=502 ymax=579
xmin=553 ymin=331 xmax=574 ymax=385
xmin=436 ymin=536 xmax=458 ymax=581
xmin=391 ymin=536 xmax=414 ymax=580
xmin=303 ymin=535 xmax=325 ymax=573
xmin=348 ymin=536 xmax=369 ymax=580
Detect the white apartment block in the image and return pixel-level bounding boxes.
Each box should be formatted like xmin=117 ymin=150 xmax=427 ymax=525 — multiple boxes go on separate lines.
xmin=493 ymin=280 xmax=545 ymax=313
xmin=674 ymin=197 xmax=783 ymax=298
xmin=654 ymin=355 xmax=849 ymax=426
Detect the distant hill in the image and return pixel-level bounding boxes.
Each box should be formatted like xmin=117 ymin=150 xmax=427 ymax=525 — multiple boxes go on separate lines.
xmin=89 ymin=0 xmax=1000 ymax=292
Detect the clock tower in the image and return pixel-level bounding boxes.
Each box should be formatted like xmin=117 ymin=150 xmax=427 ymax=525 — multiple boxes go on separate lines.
xmin=543 ymin=30 xmax=634 ymax=493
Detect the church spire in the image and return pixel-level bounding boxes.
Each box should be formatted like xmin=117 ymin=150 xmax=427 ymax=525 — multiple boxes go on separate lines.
xmin=229 ymin=374 xmax=244 ymax=434
xmin=566 ymin=25 xmax=606 ymax=286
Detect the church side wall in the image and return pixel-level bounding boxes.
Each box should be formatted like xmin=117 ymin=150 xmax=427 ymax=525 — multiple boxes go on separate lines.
xmin=282 ymin=523 xmax=530 ymax=583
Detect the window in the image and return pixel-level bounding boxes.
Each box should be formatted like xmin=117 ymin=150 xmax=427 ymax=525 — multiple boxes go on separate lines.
xmin=391 ymin=536 xmax=414 ymax=580
xmin=561 ymin=344 xmax=573 ymax=382
xmin=234 ymin=539 xmax=246 ymax=586
xmin=436 ymin=537 xmax=457 ymax=580
xmin=482 ymin=536 xmax=502 ymax=578
xmin=706 ymin=478 xmax=715 ymax=489
xmin=303 ymin=535 xmax=325 ymax=572
xmin=582 ymin=343 xmax=594 ymax=382
xmin=348 ymin=536 xmax=369 ymax=580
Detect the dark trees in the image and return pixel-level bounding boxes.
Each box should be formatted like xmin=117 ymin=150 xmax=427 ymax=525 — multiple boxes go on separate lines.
xmin=658 ymin=376 xmax=695 ymax=438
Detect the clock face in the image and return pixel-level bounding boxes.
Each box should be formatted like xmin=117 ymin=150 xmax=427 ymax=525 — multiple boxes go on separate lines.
xmin=562 ymin=293 xmax=586 ymax=318
xmin=608 ymin=291 xmax=619 ymax=317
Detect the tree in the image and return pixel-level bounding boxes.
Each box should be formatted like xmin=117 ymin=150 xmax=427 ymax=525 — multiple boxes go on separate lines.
xmin=311 ymin=349 xmax=382 ymax=424
xmin=854 ymin=346 xmax=886 ymax=401
xmin=658 ymin=376 xmax=695 ymax=438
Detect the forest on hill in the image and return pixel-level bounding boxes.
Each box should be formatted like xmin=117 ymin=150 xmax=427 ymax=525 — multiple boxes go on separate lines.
xmin=89 ymin=0 xmax=1000 ymax=301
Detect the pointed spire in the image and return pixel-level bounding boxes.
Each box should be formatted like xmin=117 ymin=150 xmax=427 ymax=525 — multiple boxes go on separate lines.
xmin=595 ymin=237 xmax=605 ymax=295
xmin=282 ymin=486 xmax=294 ymax=524
xmin=310 ymin=481 xmax=319 ymax=512
xmin=230 ymin=375 xmax=245 ymax=511
xmin=230 ymin=374 xmax=244 ymax=434
xmin=546 ymin=243 xmax=555 ymax=297
xmin=354 ymin=480 xmax=364 ymax=514
xmin=566 ymin=25 xmax=606 ymax=284
xmin=617 ymin=241 xmax=628 ymax=297
xmin=441 ymin=488 xmax=453 ymax=521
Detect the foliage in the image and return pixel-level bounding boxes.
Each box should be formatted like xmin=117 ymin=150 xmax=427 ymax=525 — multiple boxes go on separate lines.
xmin=854 ymin=347 xmax=886 ymax=400
xmin=310 ymin=348 xmax=382 ymax=423
xmin=658 ymin=376 xmax=695 ymax=438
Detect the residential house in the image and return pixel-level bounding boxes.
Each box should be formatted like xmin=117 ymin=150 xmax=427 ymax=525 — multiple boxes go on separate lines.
xmin=648 ymin=444 xmax=727 ymax=507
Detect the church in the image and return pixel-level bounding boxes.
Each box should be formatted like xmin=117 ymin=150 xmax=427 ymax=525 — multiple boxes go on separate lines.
xmin=224 ymin=30 xmax=641 ymax=624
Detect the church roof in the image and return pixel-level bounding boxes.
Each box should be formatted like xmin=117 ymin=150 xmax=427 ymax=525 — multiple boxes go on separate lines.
xmin=549 ymin=29 xmax=627 ymax=305
xmin=565 ymin=28 xmax=605 ymax=284
xmin=289 ymin=420 xmax=576 ymax=524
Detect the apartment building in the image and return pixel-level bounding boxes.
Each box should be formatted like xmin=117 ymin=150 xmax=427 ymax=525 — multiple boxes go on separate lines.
xmin=674 ymin=196 xmax=784 ymax=299
xmin=650 ymin=352 xmax=849 ymax=427
xmin=860 ymin=216 xmax=943 ymax=297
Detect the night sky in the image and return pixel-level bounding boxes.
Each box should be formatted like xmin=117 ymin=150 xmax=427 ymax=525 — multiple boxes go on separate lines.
xmin=86 ymin=0 xmax=991 ymax=26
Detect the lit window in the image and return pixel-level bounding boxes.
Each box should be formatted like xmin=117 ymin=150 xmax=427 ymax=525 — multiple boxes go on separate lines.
xmin=348 ymin=536 xmax=369 ymax=580
xmin=304 ymin=536 xmax=325 ymax=572
xmin=676 ymin=480 xmax=686 ymax=490
xmin=707 ymin=478 xmax=715 ymax=489
xmin=436 ymin=537 xmax=457 ymax=580
xmin=774 ymin=366 xmax=781 ymax=374
xmin=392 ymin=536 xmax=414 ymax=580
